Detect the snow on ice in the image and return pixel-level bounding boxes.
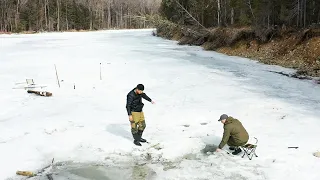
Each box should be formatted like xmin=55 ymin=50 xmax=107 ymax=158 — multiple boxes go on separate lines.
xmin=1 ymin=29 xmax=320 ymax=180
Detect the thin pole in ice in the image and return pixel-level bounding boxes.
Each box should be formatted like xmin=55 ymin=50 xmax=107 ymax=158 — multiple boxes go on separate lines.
xmin=100 ymin=63 xmax=102 ymax=80
xmin=54 ymin=64 xmax=60 ymax=88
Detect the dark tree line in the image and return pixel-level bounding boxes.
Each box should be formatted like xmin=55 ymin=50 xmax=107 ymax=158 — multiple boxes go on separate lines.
xmin=0 ymin=0 xmax=161 ymax=32
xmin=1 ymin=0 xmax=319 ymax=32
xmin=159 ymin=0 xmax=320 ymax=28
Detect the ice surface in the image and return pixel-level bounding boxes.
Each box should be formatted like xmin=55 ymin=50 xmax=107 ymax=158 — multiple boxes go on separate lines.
xmin=1 ymin=29 xmax=320 ymax=180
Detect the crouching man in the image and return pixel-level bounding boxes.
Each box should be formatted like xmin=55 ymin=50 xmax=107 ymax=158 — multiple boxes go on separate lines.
xmin=215 ymin=114 xmax=249 ymax=155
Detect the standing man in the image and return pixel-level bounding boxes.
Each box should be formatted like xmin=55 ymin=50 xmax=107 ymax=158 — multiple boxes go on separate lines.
xmin=215 ymin=114 xmax=249 ymax=155
xmin=126 ymin=84 xmax=155 ymax=146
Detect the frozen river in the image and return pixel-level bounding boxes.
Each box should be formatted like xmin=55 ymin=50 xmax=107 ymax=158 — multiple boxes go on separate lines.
xmin=1 ymin=29 xmax=320 ymax=180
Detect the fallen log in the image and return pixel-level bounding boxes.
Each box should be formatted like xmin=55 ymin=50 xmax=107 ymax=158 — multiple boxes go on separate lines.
xmin=16 ymin=171 xmax=35 ymax=177
xmin=180 ymin=27 xmax=208 ymax=38
xmin=27 ymin=90 xmax=52 ymax=97
xmin=268 ymin=70 xmax=313 ymax=80
xmin=16 ymin=158 xmax=54 ymax=178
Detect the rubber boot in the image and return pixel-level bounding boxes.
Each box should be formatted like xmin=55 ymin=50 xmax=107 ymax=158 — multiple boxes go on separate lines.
xmin=132 ymin=133 xmax=141 ymax=146
xmin=138 ymin=130 xmax=147 ymax=143
xmin=232 ymin=147 xmax=242 ymax=155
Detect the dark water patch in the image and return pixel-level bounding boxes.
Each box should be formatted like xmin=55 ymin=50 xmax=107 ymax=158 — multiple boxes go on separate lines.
xmin=28 ymin=162 xmax=157 ymax=180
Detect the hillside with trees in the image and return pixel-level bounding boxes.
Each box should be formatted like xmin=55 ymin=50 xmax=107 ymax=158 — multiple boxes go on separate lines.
xmin=155 ymin=0 xmax=320 ymax=79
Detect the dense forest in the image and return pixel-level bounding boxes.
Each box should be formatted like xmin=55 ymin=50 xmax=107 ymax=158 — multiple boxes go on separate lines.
xmin=1 ymin=0 xmax=319 ymax=33
xmin=159 ymin=0 xmax=320 ymax=28
xmin=0 ymin=0 xmax=161 ymax=32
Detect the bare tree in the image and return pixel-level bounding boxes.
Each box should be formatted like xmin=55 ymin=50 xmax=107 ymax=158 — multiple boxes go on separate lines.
xmin=231 ymin=7 xmax=234 ymax=25
xmin=57 ymin=0 xmax=60 ymax=31
xmin=246 ymin=0 xmax=255 ymax=24
xmin=217 ymin=0 xmax=221 ymax=26
xmin=15 ymin=0 xmax=20 ymax=31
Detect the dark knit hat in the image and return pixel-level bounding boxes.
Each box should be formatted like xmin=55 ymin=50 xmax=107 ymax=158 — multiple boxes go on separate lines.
xmin=136 ymin=84 xmax=144 ymax=91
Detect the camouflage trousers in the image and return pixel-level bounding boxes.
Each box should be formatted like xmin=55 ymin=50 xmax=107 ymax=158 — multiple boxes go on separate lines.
xmin=227 ymin=137 xmax=247 ymax=147
xmin=130 ymin=112 xmax=146 ymax=135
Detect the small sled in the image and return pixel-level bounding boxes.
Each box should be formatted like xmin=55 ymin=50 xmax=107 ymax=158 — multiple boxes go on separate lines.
xmin=13 ymin=79 xmax=47 ymax=90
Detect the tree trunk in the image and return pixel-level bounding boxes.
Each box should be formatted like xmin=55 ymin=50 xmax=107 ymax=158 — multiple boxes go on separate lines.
xmin=101 ymin=6 xmax=104 ymax=29
xmin=247 ymin=0 xmax=255 ymax=24
xmin=303 ymin=0 xmax=306 ymax=27
xmin=202 ymin=9 xmax=204 ymax=26
xmin=66 ymin=2 xmax=68 ymax=30
xmin=231 ymin=8 xmax=234 ymax=25
xmin=297 ymin=0 xmax=299 ymax=27
xmin=10 ymin=20 xmax=13 ymax=31
xmin=48 ymin=0 xmax=50 ymax=31
xmin=88 ymin=1 xmax=92 ymax=30
xmin=4 ymin=0 xmax=8 ymax=32
xmin=312 ymin=0 xmax=315 ymax=18
xmin=107 ymin=2 xmax=111 ymax=29
xmin=312 ymin=0 xmax=316 ymax=24
xmin=90 ymin=10 xmax=93 ymax=30
xmin=57 ymin=0 xmax=60 ymax=31
xmin=224 ymin=0 xmax=227 ymax=26
xmin=44 ymin=0 xmax=47 ymax=30
xmin=120 ymin=4 xmax=123 ymax=28
xmin=128 ymin=9 xmax=131 ymax=28
xmin=15 ymin=0 xmax=19 ymax=31
xmin=116 ymin=12 xmax=118 ymax=29
xmin=126 ymin=4 xmax=129 ymax=29
xmin=300 ymin=0 xmax=303 ymax=27
xmin=37 ymin=1 xmax=40 ymax=31
xmin=217 ymin=0 xmax=221 ymax=26
xmin=38 ymin=0 xmax=43 ymax=31
xmin=318 ymin=8 xmax=320 ymax=23
xmin=0 ymin=0 xmax=4 ymax=31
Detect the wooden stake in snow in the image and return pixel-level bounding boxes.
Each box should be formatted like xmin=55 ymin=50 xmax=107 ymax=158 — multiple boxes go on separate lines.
xmin=100 ymin=63 xmax=102 ymax=80
xmin=54 ymin=64 xmax=60 ymax=88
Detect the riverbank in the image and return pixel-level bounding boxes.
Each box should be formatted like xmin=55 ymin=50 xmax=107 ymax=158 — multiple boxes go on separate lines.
xmin=154 ymin=21 xmax=320 ymax=82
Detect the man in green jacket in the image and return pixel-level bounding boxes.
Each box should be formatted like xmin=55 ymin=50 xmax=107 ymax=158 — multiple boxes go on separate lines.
xmin=215 ymin=114 xmax=249 ymax=155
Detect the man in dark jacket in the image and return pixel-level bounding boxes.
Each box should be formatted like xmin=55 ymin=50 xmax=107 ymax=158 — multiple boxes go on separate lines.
xmin=126 ymin=84 xmax=155 ymax=146
xmin=215 ymin=114 xmax=249 ymax=155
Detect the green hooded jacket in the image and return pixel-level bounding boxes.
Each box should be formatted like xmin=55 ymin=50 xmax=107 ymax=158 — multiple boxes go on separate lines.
xmin=218 ymin=116 xmax=249 ymax=149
